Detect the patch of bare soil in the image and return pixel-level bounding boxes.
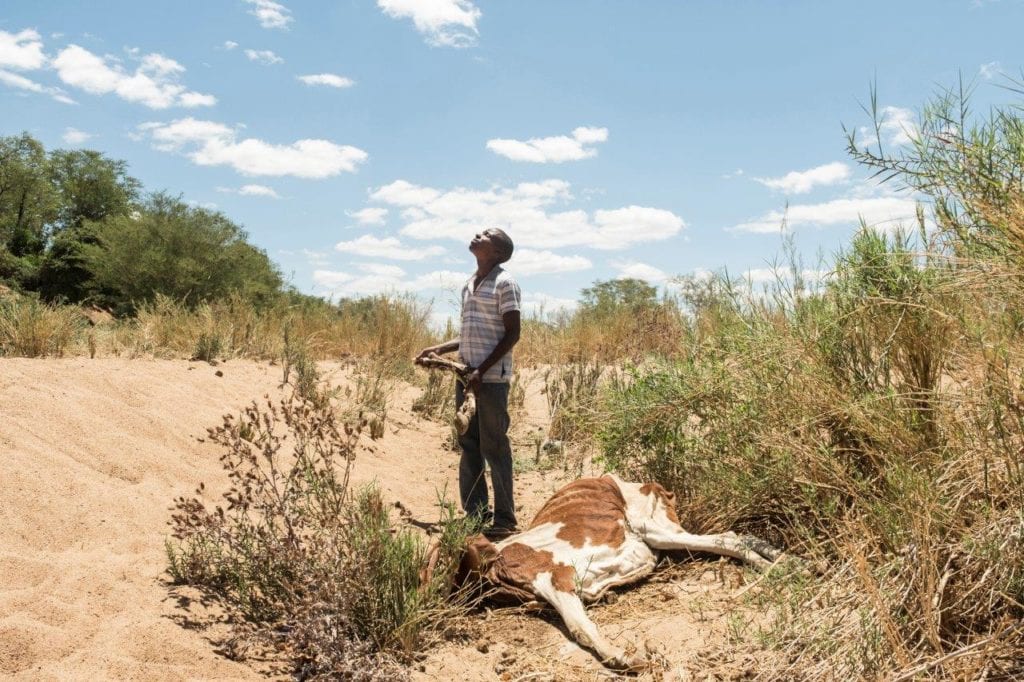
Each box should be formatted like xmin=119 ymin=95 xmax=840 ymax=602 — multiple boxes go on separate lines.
xmin=0 ymin=359 xmax=771 ymax=681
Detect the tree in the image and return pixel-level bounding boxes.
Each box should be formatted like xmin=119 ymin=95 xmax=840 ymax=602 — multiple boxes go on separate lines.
xmin=80 ymin=192 xmax=283 ymax=313
xmin=0 ymin=134 xmax=58 ymax=285
xmin=48 ymin=148 xmax=140 ymax=232
xmin=580 ymin=278 xmax=658 ymax=317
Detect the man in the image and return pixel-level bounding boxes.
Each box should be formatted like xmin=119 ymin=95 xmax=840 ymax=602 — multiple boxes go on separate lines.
xmin=416 ymin=228 xmax=521 ymax=538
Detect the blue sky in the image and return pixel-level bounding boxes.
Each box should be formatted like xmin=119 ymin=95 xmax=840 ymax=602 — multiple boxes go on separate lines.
xmin=2 ymin=0 xmax=1021 ymax=325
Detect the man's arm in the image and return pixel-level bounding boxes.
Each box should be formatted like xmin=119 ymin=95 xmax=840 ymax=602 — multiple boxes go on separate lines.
xmin=416 ymin=338 xmax=460 ymax=363
xmin=467 ymin=310 xmax=521 ymax=390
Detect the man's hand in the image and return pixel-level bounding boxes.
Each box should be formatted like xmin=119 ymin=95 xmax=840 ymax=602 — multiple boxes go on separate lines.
xmin=466 ymin=367 xmax=482 ymax=392
xmin=415 ymin=347 xmax=437 ymax=365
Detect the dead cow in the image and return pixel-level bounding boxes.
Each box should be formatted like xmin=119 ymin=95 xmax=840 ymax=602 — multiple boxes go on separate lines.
xmin=440 ymin=473 xmax=782 ymax=671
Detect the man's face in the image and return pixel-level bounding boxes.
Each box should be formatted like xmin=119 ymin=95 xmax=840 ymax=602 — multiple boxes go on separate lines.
xmin=469 ymin=229 xmax=501 ymax=258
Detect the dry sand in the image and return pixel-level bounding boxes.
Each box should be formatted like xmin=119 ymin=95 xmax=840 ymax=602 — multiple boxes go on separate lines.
xmin=1 ymin=358 xmax=765 ymax=681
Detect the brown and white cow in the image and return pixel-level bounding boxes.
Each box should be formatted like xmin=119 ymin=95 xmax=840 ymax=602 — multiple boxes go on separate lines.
xmin=444 ymin=473 xmax=782 ymax=671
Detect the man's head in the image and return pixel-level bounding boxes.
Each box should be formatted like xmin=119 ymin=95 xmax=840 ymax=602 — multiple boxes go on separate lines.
xmin=469 ymin=228 xmax=514 ymax=264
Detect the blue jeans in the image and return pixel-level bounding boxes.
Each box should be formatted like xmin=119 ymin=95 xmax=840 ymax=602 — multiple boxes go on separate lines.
xmin=456 ymin=381 xmax=516 ymax=530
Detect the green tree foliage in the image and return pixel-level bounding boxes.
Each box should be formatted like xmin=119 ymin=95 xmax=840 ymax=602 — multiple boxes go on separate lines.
xmin=0 ymin=132 xmax=287 ymax=310
xmin=579 ymin=278 xmax=658 ymax=317
xmin=0 ymin=134 xmax=58 ymax=284
xmin=80 ymin=192 xmax=283 ymax=313
xmin=48 ymin=148 xmax=141 ymax=233
xmin=37 ymin=149 xmax=142 ymax=302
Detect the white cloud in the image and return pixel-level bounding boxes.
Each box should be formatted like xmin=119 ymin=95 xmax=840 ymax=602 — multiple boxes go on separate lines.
xmin=611 ymin=260 xmax=669 ymax=283
xmin=216 ymin=183 xmax=281 ymax=198
xmin=302 ymin=249 xmax=330 ymax=266
xmin=348 ymin=207 xmax=389 ymax=225
xmin=52 ymin=45 xmax=215 ymax=109
xmin=487 ymin=126 xmax=608 ymax=163
xmin=223 ymin=40 xmax=239 ymax=50
xmin=245 ymin=49 xmax=283 ymax=65
xmin=358 ymin=262 xmax=407 ymax=278
xmin=377 ymin=0 xmax=481 ymax=48
xmin=0 ymin=29 xmax=46 ymax=70
xmin=856 ymin=106 xmax=918 ymax=149
xmin=312 ymin=267 xmax=466 ymax=298
xmin=179 ymin=91 xmax=217 ymax=107
xmin=239 ymin=184 xmax=279 ymax=197
xmin=729 ymin=196 xmax=920 ymax=234
xmin=509 ymin=248 xmax=592 ymax=276
xmin=367 ymin=178 xmax=685 ymax=251
xmin=722 ymin=168 xmax=745 ymax=179
xmin=0 ymin=68 xmax=75 ymax=103
xmin=246 ymin=0 xmax=293 ymax=29
xmin=755 ymin=162 xmax=851 ymax=195
xmin=334 ymin=234 xmax=446 ymax=260
xmin=298 ymin=73 xmax=355 ymax=88
xmin=979 ymin=61 xmax=1002 ymax=80
xmin=62 ymin=127 xmax=92 ymax=144
xmin=592 ymin=206 xmax=684 ymax=250
xmin=141 ymin=117 xmax=368 ymax=178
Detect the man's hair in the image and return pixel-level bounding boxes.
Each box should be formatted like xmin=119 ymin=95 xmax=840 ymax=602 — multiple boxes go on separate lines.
xmin=491 ymin=228 xmax=514 ymax=264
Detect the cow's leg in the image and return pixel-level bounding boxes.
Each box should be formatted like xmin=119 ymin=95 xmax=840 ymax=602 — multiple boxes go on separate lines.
xmin=531 ymin=572 xmax=645 ymax=672
xmin=640 ymin=523 xmax=778 ymax=571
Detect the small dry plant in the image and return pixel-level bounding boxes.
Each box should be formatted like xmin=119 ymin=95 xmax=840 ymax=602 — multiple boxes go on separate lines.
xmin=412 ymin=369 xmax=455 ymax=422
xmin=166 ymin=391 xmax=472 ymax=679
xmin=543 ymin=360 xmax=607 ymax=445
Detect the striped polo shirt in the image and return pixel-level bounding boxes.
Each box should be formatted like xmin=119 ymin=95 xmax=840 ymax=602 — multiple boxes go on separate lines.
xmin=459 ymin=265 xmax=521 ymax=383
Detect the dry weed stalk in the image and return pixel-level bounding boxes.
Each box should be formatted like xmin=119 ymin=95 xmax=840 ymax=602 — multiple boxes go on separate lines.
xmin=166 ymin=390 xmax=472 ymax=679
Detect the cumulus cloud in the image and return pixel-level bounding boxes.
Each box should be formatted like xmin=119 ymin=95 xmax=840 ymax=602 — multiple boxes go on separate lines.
xmin=611 ymin=260 xmax=669 ymax=283
xmin=979 ymin=61 xmax=1002 ymax=80
xmin=52 ymin=45 xmax=215 ymax=109
xmin=334 ymin=234 xmax=446 ymax=260
xmin=729 ymin=196 xmax=920 ymax=234
xmin=223 ymin=40 xmax=239 ymax=50
xmin=348 ymin=207 xmax=389 ymax=225
xmin=366 ymin=178 xmax=685 ymax=251
xmin=377 ymin=0 xmax=482 ymax=48
xmin=755 ymin=162 xmax=851 ymax=195
xmin=509 ymin=248 xmax=592 ymax=276
xmin=0 ymin=68 xmax=76 ymax=103
xmin=313 ymin=266 xmax=466 ymax=298
xmin=246 ymin=0 xmax=293 ymax=29
xmin=217 ymin=184 xmax=280 ymax=198
xmin=487 ymin=126 xmax=608 ymax=163
xmin=0 ymin=29 xmax=47 ymax=70
xmin=297 ymin=73 xmax=355 ymax=88
xmin=245 ymin=49 xmax=283 ymax=65
xmin=62 ymin=127 xmax=92 ymax=144
xmin=0 ymin=29 xmax=76 ymax=103
xmin=855 ymin=106 xmax=918 ymax=149
xmin=140 ymin=117 xmax=368 ymax=178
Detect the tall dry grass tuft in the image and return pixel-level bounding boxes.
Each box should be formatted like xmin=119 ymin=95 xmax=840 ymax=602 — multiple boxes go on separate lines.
xmin=0 ymin=295 xmax=83 ymax=357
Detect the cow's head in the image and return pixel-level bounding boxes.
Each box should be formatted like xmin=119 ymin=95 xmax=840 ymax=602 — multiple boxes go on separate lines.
xmin=453 ymin=533 xmax=499 ymax=588
xmin=420 ymin=533 xmax=499 ymax=597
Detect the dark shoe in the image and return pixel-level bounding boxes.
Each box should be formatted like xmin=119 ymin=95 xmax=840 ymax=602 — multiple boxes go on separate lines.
xmin=483 ymin=525 xmax=517 ymax=541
